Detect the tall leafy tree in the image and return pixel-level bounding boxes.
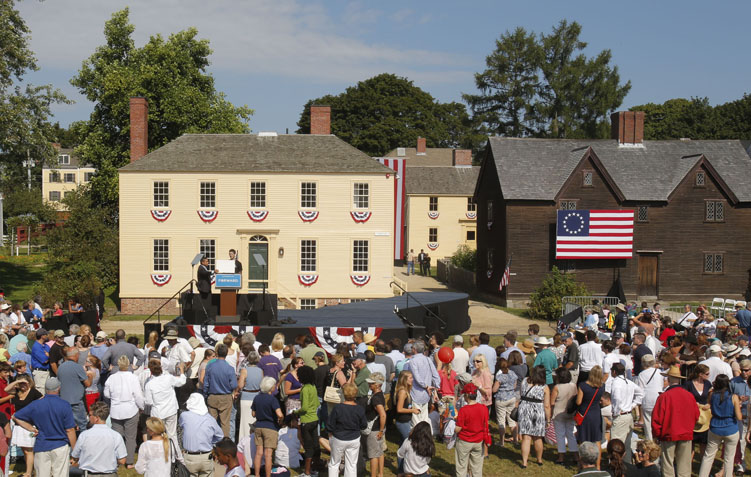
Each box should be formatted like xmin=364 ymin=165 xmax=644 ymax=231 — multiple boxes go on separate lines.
xmin=71 ymin=8 xmax=253 ymax=208
xmin=297 ymin=73 xmax=481 ymax=156
xmin=0 ymin=1 xmax=69 ymax=188
xmin=466 ymin=21 xmax=631 ymax=139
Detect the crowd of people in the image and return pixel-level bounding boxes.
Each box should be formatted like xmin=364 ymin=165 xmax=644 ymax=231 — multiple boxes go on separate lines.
xmin=0 ymin=298 xmax=750 ymax=476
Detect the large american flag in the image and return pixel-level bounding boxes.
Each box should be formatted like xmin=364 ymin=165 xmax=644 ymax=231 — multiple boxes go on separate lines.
xmin=556 ymin=209 xmax=634 ymax=259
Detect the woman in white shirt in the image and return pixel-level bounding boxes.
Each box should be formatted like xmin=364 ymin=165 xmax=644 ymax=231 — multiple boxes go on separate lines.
xmin=144 ymin=358 xmax=186 ymax=461
xmin=397 ymin=421 xmax=434 ymax=476
xmin=135 ymin=417 xmax=172 ymax=477
xmin=270 ymin=332 xmax=286 ymax=360
xmin=104 ymin=354 xmax=145 ymax=468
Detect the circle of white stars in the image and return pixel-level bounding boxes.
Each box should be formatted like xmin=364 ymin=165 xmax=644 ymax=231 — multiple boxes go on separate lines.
xmin=563 ymin=212 xmax=585 ymax=235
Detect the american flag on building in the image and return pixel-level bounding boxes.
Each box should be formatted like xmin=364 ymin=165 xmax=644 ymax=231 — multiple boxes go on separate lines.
xmin=556 ymin=209 xmax=634 ymax=259
xmin=499 ymin=257 xmax=512 ymax=291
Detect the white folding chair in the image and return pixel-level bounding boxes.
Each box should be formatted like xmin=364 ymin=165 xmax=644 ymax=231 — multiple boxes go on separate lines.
xmin=737 ymin=300 xmax=747 ymax=308
xmin=724 ymin=299 xmax=737 ymax=317
xmin=711 ymin=297 xmax=725 ymax=316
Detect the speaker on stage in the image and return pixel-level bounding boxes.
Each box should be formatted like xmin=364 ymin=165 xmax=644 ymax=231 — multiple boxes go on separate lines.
xmin=253 ymin=310 xmax=273 ymax=326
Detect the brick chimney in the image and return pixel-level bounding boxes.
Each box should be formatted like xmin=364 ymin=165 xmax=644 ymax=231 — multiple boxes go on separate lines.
xmin=416 ymin=137 xmax=426 ymax=155
xmin=130 ymin=97 xmax=148 ymax=163
xmin=310 ymin=105 xmax=331 ymax=135
xmin=611 ymin=111 xmax=644 ymax=145
xmin=453 ymin=149 xmax=472 ymax=167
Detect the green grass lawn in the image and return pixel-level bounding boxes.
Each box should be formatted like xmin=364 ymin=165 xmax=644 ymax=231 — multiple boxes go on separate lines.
xmin=0 ymin=254 xmax=47 ymax=303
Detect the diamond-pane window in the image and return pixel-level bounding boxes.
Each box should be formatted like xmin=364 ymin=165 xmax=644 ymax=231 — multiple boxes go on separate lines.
xmin=706 ymin=200 xmax=725 ymax=222
xmin=715 ymin=254 xmax=723 ymax=273
xmin=559 ymin=200 xmax=577 ymax=210
xmin=696 ymin=172 xmax=706 ymax=186
xmin=637 ymin=206 xmax=648 ymax=222
xmin=704 ymin=253 xmax=724 ymax=274
xmin=583 ymin=171 xmax=593 ymax=186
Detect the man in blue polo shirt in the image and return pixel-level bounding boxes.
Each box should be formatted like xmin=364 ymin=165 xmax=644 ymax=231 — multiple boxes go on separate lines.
xmin=31 ymin=328 xmax=51 ymax=394
xmin=13 ymin=377 xmax=76 ymax=476
xmin=203 ymin=343 xmax=237 ymax=438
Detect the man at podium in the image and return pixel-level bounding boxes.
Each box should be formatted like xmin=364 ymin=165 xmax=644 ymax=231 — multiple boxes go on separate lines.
xmin=228 ymin=249 xmax=243 ymax=275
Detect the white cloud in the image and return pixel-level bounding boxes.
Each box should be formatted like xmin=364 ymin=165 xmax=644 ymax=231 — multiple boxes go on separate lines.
xmin=17 ymin=0 xmax=469 ymax=84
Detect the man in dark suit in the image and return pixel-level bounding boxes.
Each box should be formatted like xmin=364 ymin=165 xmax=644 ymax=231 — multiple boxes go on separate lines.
xmin=197 ymin=256 xmax=213 ymax=319
xmin=418 ymin=249 xmax=426 ymax=275
xmin=229 ymin=249 xmax=243 ymax=274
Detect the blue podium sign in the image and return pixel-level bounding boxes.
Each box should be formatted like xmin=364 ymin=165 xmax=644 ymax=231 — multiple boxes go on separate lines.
xmin=215 ymin=273 xmax=242 ymax=289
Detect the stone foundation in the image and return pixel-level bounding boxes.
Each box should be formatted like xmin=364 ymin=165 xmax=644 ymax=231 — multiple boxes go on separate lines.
xmin=121 ymin=298 xmax=180 ymax=315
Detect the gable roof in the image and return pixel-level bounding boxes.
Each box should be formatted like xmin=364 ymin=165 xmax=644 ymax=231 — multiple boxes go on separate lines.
xmin=487 ymin=138 xmax=751 ymax=203
xmin=384 ymin=147 xmax=455 ymax=166
xmin=120 ymin=134 xmax=392 ymax=174
xmin=406 ymin=166 xmax=479 ymax=195
xmin=43 ymin=148 xmax=94 ymax=170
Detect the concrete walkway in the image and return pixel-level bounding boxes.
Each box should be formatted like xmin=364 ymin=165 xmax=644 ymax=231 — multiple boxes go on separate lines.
xmin=394 ymin=265 xmax=550 ymax=336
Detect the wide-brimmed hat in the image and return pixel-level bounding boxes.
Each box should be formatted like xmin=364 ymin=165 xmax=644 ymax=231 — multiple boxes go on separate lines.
xmin=519 ymin=339 xmax=535 ymax=353
xmin=366 ymin=372 xmax=385 ymax=385
xmin=662 ymin=365 xmax=685 ymax=379
xmin=188 ymin=337 xmax=201 ymax=349
xmin=164 ymin=328 xmax=179 ymax=339
xmin=363 ymin=333 xmax=377 ymax=344
xmin=535 ymin=337 xmax=552 ymax=346
xmin=695 ymin=407 xmax=711 ymax=433
xmin=727 ymin=345 xmax=742 ymax=358
xmin=616 ymin=303 xmax=626 ymax=312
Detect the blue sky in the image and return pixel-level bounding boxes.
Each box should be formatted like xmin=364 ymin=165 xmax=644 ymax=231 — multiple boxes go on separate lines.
xmin=16 ymin=0 xmax=751 ymax=135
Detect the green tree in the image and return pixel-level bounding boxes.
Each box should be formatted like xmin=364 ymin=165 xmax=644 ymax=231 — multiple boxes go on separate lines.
xmin=450 ymin=245 xmax=476 ymax=272
xmin=71 ymin=8 xmax=253 ymax=208
xmin=466 ymin=21 xmax=630 ymax=139
xmin=631 ymin=97 xmax=718 ymax=140
xmin=297 ymin=73 xmax=481 ymax=156
xmin=0 ymin=1 xmax=69 ymax=187
xmin=3 ymin=187 xmax=56 ymax=223
xmin=528 ymin=266 xmax=589 ymax=320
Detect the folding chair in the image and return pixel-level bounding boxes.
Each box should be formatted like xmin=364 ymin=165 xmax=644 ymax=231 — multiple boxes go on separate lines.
xmin=711 ymin=297 xmax=725 ymax=316
xmin=724 ymin=299 xmax=737 ymax=317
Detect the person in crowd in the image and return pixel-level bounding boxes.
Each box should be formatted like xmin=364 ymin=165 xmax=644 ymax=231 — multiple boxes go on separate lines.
xmin=214 ymin=437 xmax=245 ymax=477
xmin=351 ymin=352 xmax=372 ymax=409
xmin=8 ymin=326 xmax=28 ymax=358
xmin=364 ymin=372 xmax=387 ymax=477
xmin=698 ymin=374 xmax=742 ymax=477
xmin=281 ymin=356 xmax=304 ymax=414
xmin=466 ymin=334 xmax=480 ymax=358
xmin=404 ymin=340 xmax=439 ymax=429
xmin=492 ymin=357 xmax=518 ymax=447
xmin=638 ymin=354 xmax=665 ymax=441
xmin=295 ymin=365 xmax=320 ymax=477
xmin=533 ymin=337 xmax=557 ymax=386
xmin=609 ymin=362 xmax=643 ymax=463
xmin=605 ymin=439 xmax=634 ymax=477
xmin=470 ymin=353 xmax=492 ymax=457
xmin=652 ymin=364 xmax=699 ymax=477
xmin=270 ymin=333 xmax=285 ymax=360
xmin=101 ymin=329 xmax=144 ymax=373
xmin=394 ymin=370 xmax=418 ymax=443
xmin=90 ymin=331 xmax=109 ymax=360
xmin=299 ymin=335 xmax=327 ymax=369
xmin=576 ymin=365 xmax=605 ymax=465
xmin=144 ymin=358 xmax=186 ymax=459
xmin=70 ymin=401 xmax=127 ymax=475
xmin=701 ymin=344 xmax=733 ymax=383
xmin=135 ymin=417 xmax=172 ymax=477
xmin=578 ymin=330 xmax=604 ymax=384
xmin=7 ymin=373 xmax=41 ymax=476
xmin=258 ymin=344 xmax=283 ymax=380
xmin=453 ymin=382 xmax=488 ymax=477
xmin=397 ymin=421 xmax=434 ymax=476
xmin=13 ymin=377 xmax=77 ymax=477
xmin=327 ymin=382 xmax=366 ymax=477
xmin=573 ymin=441 xmax=610 ymax=477
xmin=57 ymin=347 xmax=92 ymax=431
xmin=469 ymin=332 xmax=497 ymax=373
xmin=685 ymin=363 xmax=712 ymax=459
xmin=179 ymin=393 xmax=224 ymax=477
xmin=104 ymin=354 xmax=144 ymax=469
xmin=252 ymin=376 xmax=284 ymax=477
xmin=143 ymin=330 xmax=159 ymax=357
xmin=730 ymin=359 xmax=751 ymax=474
xmin=324 ymin=354 xmax=348 ymax=415
xmin=30 ymin=328 xmax=51 ymax=394
xmin=634 ymin=439 xmax=662 ymax=477
xmin=517 ymin=365 xmax=550 ymax=468
xmin=550 ymin=367 xmax=577 ymax=464
xmin=84 ymin=354 xmax=101 ymax=409
xmin=197 ymin=348 xmax=216 ymax=390
xmin=237 ymin=348 xmax=263 ymax=441
xmin=451 ymin=335 xmax=469 ymax=374
xmin=203 ymin=343 xmax=237 ymax=437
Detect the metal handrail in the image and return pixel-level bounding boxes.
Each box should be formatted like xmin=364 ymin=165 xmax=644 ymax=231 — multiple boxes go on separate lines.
xmin=389 ymin=280 xmax=446 ymax=328
xmin=143 ymin=279 xmax=197 ymax=324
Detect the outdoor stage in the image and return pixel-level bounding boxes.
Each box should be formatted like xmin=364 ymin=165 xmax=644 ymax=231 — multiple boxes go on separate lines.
xmin=146 ymin=291 xmax=470 ymax=353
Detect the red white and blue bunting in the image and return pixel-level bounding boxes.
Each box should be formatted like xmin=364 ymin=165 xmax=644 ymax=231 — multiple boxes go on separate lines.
xmin=465 ymin=212 xmax=477 ymax=220
xmin=310 ymin=326 xmax=383 ymax=354
xmin=427 ymin=242 xmax=439 ymax=250
xmin=350 ymin=211 xmax=372 ymax=223
xmin=428 ymin=211 xmax=440 ymax=220
xmin=150 ymin=274 xmax=172 ymax=286
xmin=247 ymin=210 xmax=268 ymax=222
xmin=298 ymin=274 xmax=319 ymax=286
xmin=150 ymin=210 xmax=171 ymax=222
xmin=187 ymin=325 xmax=260 ymax=348
xmin=197 ymin=210 xmax=218 ymax=223
xmin=298 ymin=210 xmax=319 ymax=222
xmin=350 ymin=275 xmax=370 ymax=286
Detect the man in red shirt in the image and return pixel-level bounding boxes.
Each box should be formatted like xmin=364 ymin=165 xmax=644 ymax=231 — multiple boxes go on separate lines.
xmin=651 ymin=366 xmax=699 ymax=477
xmin=454 ymin=383 xmax=488 ymax=477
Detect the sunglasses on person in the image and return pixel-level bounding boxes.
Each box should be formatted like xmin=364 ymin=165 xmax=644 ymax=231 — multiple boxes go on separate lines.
xmin=474 ymin=360 xmax=483 ymax=363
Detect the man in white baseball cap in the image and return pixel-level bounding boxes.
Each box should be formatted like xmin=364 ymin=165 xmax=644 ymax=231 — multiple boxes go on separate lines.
xmin=700 ymin=344 xmax=732 ymax=383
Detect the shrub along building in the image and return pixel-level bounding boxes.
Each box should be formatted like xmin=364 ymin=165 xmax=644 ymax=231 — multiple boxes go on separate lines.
xmin=385 ymin=139 xmax=479 ymax=262
xmin=475 ymin=111 xmax=751 ymax=306
xmin=119 ymin=101 xmax=395 ymax=314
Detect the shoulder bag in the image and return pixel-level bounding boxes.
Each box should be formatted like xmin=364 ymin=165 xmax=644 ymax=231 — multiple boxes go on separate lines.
xmin=169 ymin=439 xmax=190 ymax=477
xmin=509 ymin=384 xmax=532 ymax=422
xmin=574 ymin=386 xmax=599 ymax=426
xmin=324 ymin=371 xmax=343 ymax=404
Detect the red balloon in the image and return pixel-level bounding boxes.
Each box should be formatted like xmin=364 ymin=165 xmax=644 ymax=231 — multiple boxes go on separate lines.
xmin=438 ymin=347 xmax=454 ymax=363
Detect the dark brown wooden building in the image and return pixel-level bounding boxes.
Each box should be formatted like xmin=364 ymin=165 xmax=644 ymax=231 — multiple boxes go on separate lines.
xmin=475 ymin=111 xmax=751 ymax=306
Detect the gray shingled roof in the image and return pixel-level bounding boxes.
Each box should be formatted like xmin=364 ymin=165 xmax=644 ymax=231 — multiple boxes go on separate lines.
xmin=488 ymin=138 xmax=751 ymax=202
xmin=120 ymin=134 xmax=392 ymax=174
xmin=43 ymin=148 xmax=93 ymax=170
xmin=384 ymin=147 xmax=455 ymax=166
xmin=406 ymin=166 xmax=479 ymax=195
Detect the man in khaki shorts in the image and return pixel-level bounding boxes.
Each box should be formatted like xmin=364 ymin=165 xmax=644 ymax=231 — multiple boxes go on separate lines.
xmin=251 ymin=376 xmax=284 ymax=477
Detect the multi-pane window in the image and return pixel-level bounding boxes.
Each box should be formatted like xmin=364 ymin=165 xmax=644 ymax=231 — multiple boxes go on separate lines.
xmin=429 ymin=197 xmax=438 ymax=212
xmin=583 ymin=171 xmax=593 ymax=186
xmin=49 ymin=191 xmax=61 ymax=201
xmin=63 ymin=191 xmax=72 ymax=199
xmin=487 ymin=200 xmax=494 ymax=219
xmin=301 ymin=182 xmax=317 ymax=208
xmin=153 ymin=239 xmax=169 ymax=271
xmin=84 ymin=172 xmax=94 ymax=182
xmin=57 ymin=154 xmax=69 ymax=165
xmin=49 ymin=171 xmax=61 ymax=183
xmin=705 ymin=200 xmax=725 ymax=222
xmin=637 ymin=206 xmax=648 ymax=222
xmin=300 ymin=299 xmax=316 ymax=310
xmin=200 ymin=182 xmax=216 ymax=208
xmin=696 ymin=172 xmax=706 ymax=186
xmin=199 ymin=239 xmax=215 ymax=269
xmin=704 ymin=253 xmax=724 ymax=274
xmin=64 ymin=173 xmax=75 ymax=183
xmin=467 ymin=197 xmax=476 ymax=212
xmin=487 ymin=248 xmax=494 ymax=270
xmin=353 ymin=240 xmax=369 ymax=272
xmin=353 ymin=183 xmax=369 ymax=209
xmin=429 ymin=227 xmax=438 ymax=242
xmin=153 ymin=181 xmax=169 ymax=208
xmin=300 ymin=240 xmax=317 ymax=272
xmin=466 ymin=230 xmax=476 ymax=241
xmin=559 ymin=200 xmax=578 ymax=210
xmin=250 ymin=182 xmax=266 ymax=208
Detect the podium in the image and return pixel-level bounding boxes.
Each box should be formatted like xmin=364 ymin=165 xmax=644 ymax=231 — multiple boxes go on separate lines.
xmin=215 ymin=273 xmax=242 ymax=316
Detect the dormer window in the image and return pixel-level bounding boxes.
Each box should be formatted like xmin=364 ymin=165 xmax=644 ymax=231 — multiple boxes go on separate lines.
xmin=58 ymin=154 xmax=70 ymax=165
